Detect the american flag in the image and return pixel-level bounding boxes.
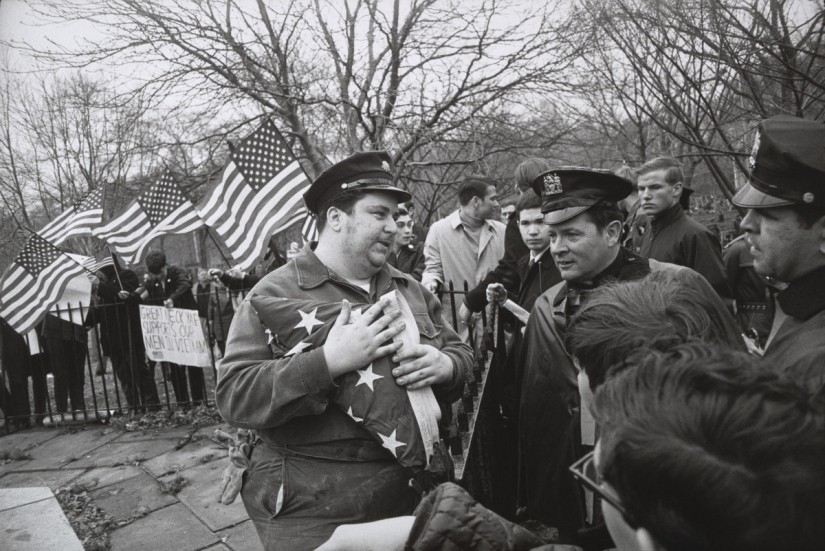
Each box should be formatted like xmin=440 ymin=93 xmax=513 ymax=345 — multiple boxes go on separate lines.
xmin=251 ymin=293 xmax=428 ymax=469
xmin=93 ymin=170 xmax=204 ymax=265
xmin=82 ymin=245 xmax=115 ymax=274
xmin=37 ymin=187 xmax=104 ymax=245
xmin=301 ymin=210 xmax=318 ymax=242
xmin=0 ymin=234 xmax=87 ymax=334
xmin=196 ymin=119 xmax=312 ymax=272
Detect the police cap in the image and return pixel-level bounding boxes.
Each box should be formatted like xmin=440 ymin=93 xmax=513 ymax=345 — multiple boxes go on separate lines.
xmin=532 ymin=167 xmax=633 ymax=224
xmin=733 ymin=115 xmax=825 ymax=209
xmin=304 ymin=151 xmax=412 ymax=214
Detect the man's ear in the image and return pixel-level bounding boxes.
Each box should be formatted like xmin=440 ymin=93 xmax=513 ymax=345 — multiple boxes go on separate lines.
xmin=605 ymin=219 xmax=623 ymax=247
xmin=672 ymin=182 xmax=683 ymax=200
xmin=326 ymin=207 xmax=344 ymax=232
xmin=636 ymin=527 xmax=666 ymax=551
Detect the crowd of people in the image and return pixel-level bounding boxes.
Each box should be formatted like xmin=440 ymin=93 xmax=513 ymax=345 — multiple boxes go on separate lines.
xmin=1 ymin=115 xmax=823 ymax=551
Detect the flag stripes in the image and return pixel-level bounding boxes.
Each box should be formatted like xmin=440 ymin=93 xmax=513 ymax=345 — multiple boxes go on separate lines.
xmin=0 ymin=234 xmax=87 ymax=334
xmin=37 ymin=188 xmax=104 ymax=244
xmin=196 ymin=119 xmax=312 ymax=272
xmin=93 ymin=171 xmax=204 ymax=264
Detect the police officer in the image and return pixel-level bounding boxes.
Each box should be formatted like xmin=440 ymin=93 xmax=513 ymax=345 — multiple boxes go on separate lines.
xmin=733 ymin=115 xmax=825 ymax=395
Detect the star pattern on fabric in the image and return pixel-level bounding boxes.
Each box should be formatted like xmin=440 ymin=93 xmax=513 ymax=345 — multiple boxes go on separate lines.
xmin=16 ymin=235 xmax=63 ymax=276
xmin=355 ymin=363 xmax=383 ymax=391
xmin=137 ymin=171 xmax=187 ymax=225
xmin=378 ymin=429 xmax=406 ymax=458
xmin=346 ymin=407 xmax=363 ymax=423
xmin=294 ymin=308 xmax=323 ymax=336
xmin=265 ymin=328 xmax=275 ymax=345
xmin=284 ymin=341 xmax=312 ymax=357
xmin=232 ymin=119 xmax=292 ymax=191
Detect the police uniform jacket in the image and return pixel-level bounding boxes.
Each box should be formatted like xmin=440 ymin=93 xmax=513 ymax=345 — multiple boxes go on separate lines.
xmin=764 ymin=264 xmax=825 ymax=397
xmin=216 ymin=244 xmax=470 ymax=455
xmin=516 ymin=248 xmax=742 ymax=534
xmin=639 ymin=203 xmax=733 ymax=302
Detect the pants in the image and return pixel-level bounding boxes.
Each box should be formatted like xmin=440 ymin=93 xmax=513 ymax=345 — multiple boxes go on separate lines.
xmin=111 ymin=350 xmax=160 ymax=409
xmin=168 ymin=363 xmax=206 ymax=405
xmin=242 ymin=443 xmax=419 ymax=551
xmin=42 ymin=336 xmax=87 ymax=413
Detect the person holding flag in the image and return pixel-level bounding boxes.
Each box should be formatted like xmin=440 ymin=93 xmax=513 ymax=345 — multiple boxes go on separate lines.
xmin=215 ymin=151 xmax=471 ymax=551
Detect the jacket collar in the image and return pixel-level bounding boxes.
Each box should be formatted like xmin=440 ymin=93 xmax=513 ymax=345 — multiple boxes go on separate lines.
xmin=553 ymin=248 xmax=651 ymax=308
xmin=651 ymin=203 xmax=684 ymax=234
xmin=294 ymin=243 xmax=408 ymax=293
xmin=777 ymin=264 xmax=825 ymax=321
xmin=448 ymin=209 xmax=501 ymax=232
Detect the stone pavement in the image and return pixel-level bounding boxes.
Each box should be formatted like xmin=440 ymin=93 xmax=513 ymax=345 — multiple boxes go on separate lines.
xmin=0 ymin=422 xmax=264 ymax=551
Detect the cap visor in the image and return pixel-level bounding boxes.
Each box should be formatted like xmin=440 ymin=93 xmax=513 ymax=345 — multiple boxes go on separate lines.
xmin=356 ymin=184 xmax=412 ymax=204
xmin=544 ymin=206 xmax=590 ymax=225
xmin=732 ymin=183 xmax=794 ymax=208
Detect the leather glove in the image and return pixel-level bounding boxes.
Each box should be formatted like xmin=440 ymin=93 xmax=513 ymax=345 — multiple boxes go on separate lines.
xmin=214 ymin=429 xmax=253 ymax=505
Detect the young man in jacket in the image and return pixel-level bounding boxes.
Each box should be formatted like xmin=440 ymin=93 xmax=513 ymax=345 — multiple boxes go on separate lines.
xmin=216 ymin=151 xmax=471 ymax=551
xmin=733 ymin=115 xmax=825 ymax=397
xmin=636 ymin=157 xmax=732 ymax=303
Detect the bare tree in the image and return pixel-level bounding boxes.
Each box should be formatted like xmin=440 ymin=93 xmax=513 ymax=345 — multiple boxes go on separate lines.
xmin=19 ymin=0 xmax=581 ymax=186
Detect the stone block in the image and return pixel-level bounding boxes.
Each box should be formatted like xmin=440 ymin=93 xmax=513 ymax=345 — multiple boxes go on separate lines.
xmin=160 ymin=460 xmax=248 ymax=531
xmin=142 ymin=439 xmax=222 ymax=477
xmin=15 ymin=427 xmax=121 ymax=471
xmin=0 ymin=490 xmax=84 ymax=551
xmin=89 ymin=472 xmax=177 ymax=521
xmin=70 ymin=465 xmax=144 ymax=491
xmin=110 ymin=503 xmax=218 ymax=551
xmin=0 ymin=469 xmax=84 ymax=491
xmin=68 ymin=438 xmax=178 ymax=469
xmin=0 ymin=487 xmax=54 ymax=512
xmin=218 ymin=519 xmax=264 ymax=551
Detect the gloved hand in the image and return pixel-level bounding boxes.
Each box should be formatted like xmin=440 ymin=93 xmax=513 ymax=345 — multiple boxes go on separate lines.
xmin=214 ymin=428 xmax=254 ymax=505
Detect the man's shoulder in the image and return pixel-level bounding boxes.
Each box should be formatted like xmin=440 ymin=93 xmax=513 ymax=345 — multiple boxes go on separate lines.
xmin=249 ymin=261 xmax=298 ymax=297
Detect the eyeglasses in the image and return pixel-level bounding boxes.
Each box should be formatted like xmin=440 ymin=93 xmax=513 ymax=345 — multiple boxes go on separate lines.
xmin=569 ymin=451 xmax=638 ymax=528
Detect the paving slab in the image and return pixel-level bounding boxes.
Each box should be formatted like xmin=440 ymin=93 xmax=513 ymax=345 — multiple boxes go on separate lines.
xmin=70 ymin=465 xmax=144 ymax=491
xmin=0 ymin=469 xmax=85 ymax=491
xmin=161 ymin=460 xmax=248 ymax=531
xmin=14 ymin=427 xmax=122 ymax=471
xmin=68 ymin=438 xmax=177 ymax=468
xmin=0 ymin=489 xmax=84 ymax=551
xmin=89 ymin=471 xmax=177 ymax=521
xmin=0 ymin=427 xmax=60 ymax=452
xmin=114 ymin=424 xmax=199 ymax=442
xmin=110 ymin=503 xmax=219 ymax=551
xmin=202 ymin=545 xmax=232 ymax=551
xmin=218 ymin=519 xmax=264 ymax=551
xmin=0 ymin=458 xmax=32 ymax=476
xmin=0 ymin=487 xmax=54 ymax=512
xmin=142 ymin=439 xmax=223 ymax=477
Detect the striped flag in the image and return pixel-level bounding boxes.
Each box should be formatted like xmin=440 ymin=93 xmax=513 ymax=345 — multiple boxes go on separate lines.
xmin=37 ymin=187 xmax=104 ymax=245
xmin=301 ymin=209 xmax=318 ymax=242
xmin=0 ymin=234 xmax=87 ymax=334
xmin=93 ymin=170 xmax=204 ymax=265
xmin=82 ymin=245 xmax=115 ymax=274
xmin=196 ymin=119 xmax=311 ymax=272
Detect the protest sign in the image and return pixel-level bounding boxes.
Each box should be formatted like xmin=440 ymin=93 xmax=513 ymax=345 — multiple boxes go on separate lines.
xmin=139 ymin=305 xmax=211 ymax=367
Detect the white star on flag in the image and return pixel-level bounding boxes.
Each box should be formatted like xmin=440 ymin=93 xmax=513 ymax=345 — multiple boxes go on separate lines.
xmin=265 ymin=328 xmax=275 ymax=345
xmin=346 ymin=407 xmax=363 ymax=423
xmin=355 ymin=364 xmax=384 ymax=391
xmin=285 ymin=341 xmax=312 ymax=357
xmin=294 ymin=308 xmax=323 ymax=336
xmin=348 ymin=307 xmax=363 ymax=325
xmin=378 ymin=429 xmax=406 ymax=458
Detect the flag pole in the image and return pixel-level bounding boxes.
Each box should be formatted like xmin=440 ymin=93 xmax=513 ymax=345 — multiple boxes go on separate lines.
xmin=109 ymin=251 xmax=124 ymax=289
xmin=206 ymin=227 xmax=233 ymax=268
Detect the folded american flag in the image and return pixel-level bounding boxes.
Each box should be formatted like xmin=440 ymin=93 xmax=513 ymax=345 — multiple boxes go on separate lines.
xmin=250 ymin=294 xmax=428 ymax=469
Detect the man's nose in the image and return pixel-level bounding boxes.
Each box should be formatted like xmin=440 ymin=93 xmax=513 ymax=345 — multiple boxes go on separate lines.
xmin=740 ymin=210 xmax=757 ymax=233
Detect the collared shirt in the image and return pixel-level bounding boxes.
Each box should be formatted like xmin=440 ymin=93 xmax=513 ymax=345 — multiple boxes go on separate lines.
xmin=529 ymin=246 xmax=550 ymax=265
xmin=216 ymin=244 xmax=471 ymax=455
xmin=422 ymin=210 xmax=506 ymax=318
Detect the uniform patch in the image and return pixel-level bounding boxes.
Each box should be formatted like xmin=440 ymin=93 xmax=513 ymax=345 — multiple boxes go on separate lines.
xmin=543 ymin=173 xmax=563 ymax=195
xmin=382 ymin=160 xmax=391 ymax=172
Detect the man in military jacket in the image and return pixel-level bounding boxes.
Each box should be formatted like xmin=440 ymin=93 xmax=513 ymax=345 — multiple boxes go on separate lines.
xmin=216 ymin=151 xmax=471 ymax=551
